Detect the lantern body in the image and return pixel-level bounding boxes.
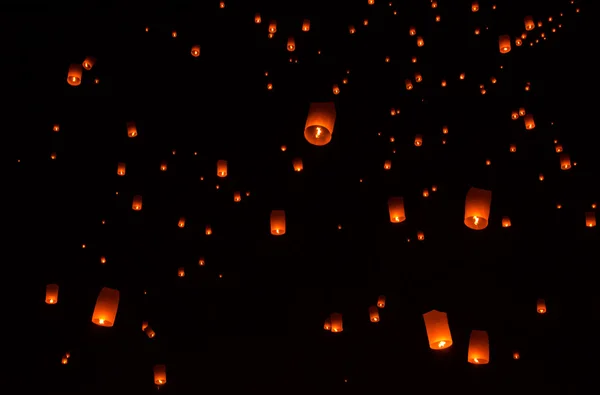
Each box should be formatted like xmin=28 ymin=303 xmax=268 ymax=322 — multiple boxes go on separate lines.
xmin=292 ymin=158 xmax=303 ymax=172
xmin=302 ymin=19 xmax=310 ymax=31
xmin=82 ymin=56 xmax=96 ymax=70
xmin=537 ymin=298 xmax=547 ymax=313
xmin=91 ymin=287 xmax=120 ymax=327
xmin=499 ymin=35 xmax=511 ymax=53
xmin=467 ymin=330 xmax=489 ymax=364
xmin=67 ymin=64 xmax=82 ymax=86
xmin=422 ymin=310 xmax=453 ymax=349
xmin=559 ymin=153 xmax=571 ymax=170
xmin=524 ymin=16 xmax=535 ymax=30
xmin=287 ymin=37 xmax=295 ymax=51
xmin=142 ymin=321 xmax=148 ymax=331
xmin=384 ymin=160 xmax=392 ymax=169
xmin=585 ymin=212 xmax=596 ymax=227
xmin=268 ymin=21 xmax=277 ymax=33
xmin=217 ymin=160 xmax=228 ymax=177
xmin=323 ymin=318 xmax=331 ymax=331
xmin=414 ymin=134 xmax=423 ymax=146
xmin=160 ymin=161 xmax=167 ymax=171
xmin=377 ymin=295 xmax=386 ymax=308
xmin=46 ymin=284 xmax=59 ymax=304
xmin=405 ymin=79 xmax=413 ymax=90
xmin=132 ymin=195 xmax=142 ymax=211
xmin=178 ymin=217 xmax=185 ymax=228
xmin=416 ymin=36 xmax=424 ymax=47
xmin=524 ymin=114 xmax=535 ymax=129
xmin=270 ymin=210 xmax=286 ymax=235
xmin=471 ymin=1 xmax=479 ymax=12
xmin=127 ymin=122 xmax=137 ymax=137
xmin=191 ymin=45 xmax=200 ymax=57
xmin=304 ymin=102 xmax=336 ymax=146
xmin=464 ymin=187 xmax=492 ymax=230
xmin=388 ymin=197 xmax=406 ymax=223
xmin=233 ymin=191 xmax=241 ymax=202
xmin=117 ymin=163 xmax=126 ymax=176
xmin=254 ymin=13 xmax=261 ymax=23
xmin=502 ymin=216 xmax=511 ymax=227
xmin=205 ymin=225 xmax=212 ymax=235
xmin=369 ymin=306 xmax=379 ymax=322
xmin=178 ymin=267 xmax=185 ymax=277
xmin=330 ymin=313 xmax=343 ymax=332
xmin=145 ymin=326 xmax=155 ymax=338
xmin=154 ymin=364 xmax=167 ymax=385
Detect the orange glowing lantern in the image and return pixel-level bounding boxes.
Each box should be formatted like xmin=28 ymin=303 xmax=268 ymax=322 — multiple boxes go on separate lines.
xmin=416 ymin=36 xmax=424 ymax=47
xmin=524 ymin=16 xmax=535 ymax=31
xmin=414 ymin=134 xmax=423 ymax=146
xmin=585 ymin=212 xmax=596 ymax=227
xmin=409 ymin=27 xmax=416 ymax=36
xmin=324 ymin=318 xmax=331 ymax=331
xmin=369 ymin=306 xmax=379 ymax=322
xmin=160 ymin=161 xmax=167 ymax=171
xmin=537 ymin=298 xmax=547 ymax=313
xmin=511 ymin=111 xmax=519 ymax=120
xmin=127 ymin=122 xmax=137 ymax=138
xmin=154 ymin=365 xmax=167 ymax=385
xmin=332 ymin=84 xmax=340 ymax=94
xmin=91 ymin=287 xmax=120 ymax=327
xmin=178 ymin=267 xmax=185 ymax=277
xmin=559 ymin=153 xmax=571 ymax=170
xmin=53 ymin=124 xmax=60 ymax=132
xmin=302 ymin=19 xmax=310 ymax=31
xmin=349 ymin=25 xmax=356 ymax=34
xmin=423 ymin=310 xmax=453 ymax=349
xmin=415 ymin=72 xmax=422 ymax=82
xmin=293 ymin=157 xmax=303 ymax=172
xmin=145 ymin=326 xmax=155 ymax=338
xmin=384 ymin=160 xmax=392 ymax=170
xmin=268 ymin=21 xmax=277 ymax=33
xmin=515 ymin=38 xmax=522 ymax=46
xmin=330 ymin=313 xmax=343 ymax=332
xmin=464 ymin=187 xmax=492 ymax=230
xmin=191 ymin=45 xmax=200 ymax=57
xmin=287 ymin=37 xmax=295 ymax=51
xmin=555 ymin=144 xmax=563 ymax=153
xmin=377 ymin=295 xmax=386 ymax=308
xmin=67 ymin=64 xmax=82 ymax=86
xmin=405 ymin=79 xmax=413 ymax=90
xmin=467 ymin=330 xmax=489 ymax=364
xmin=142 ymin=321 xmax=148 ymax=331
xmin=132 ymin=195 xmax=142 ymax=211
xmin=178 ymin=217 xmax=185 ymax=228
xmin=471 ymin=1 xmax=479 ymax=12
xmin=499 ymin=35 xmax=511 ymax=53
xmin=270 ymin=210 xmax=286 ymax=235
xmin=205 ymin=225 xmax=212 ymax=235
xmin=254 ymin=13 xmax=261 ymax=23
xmin=502 ymin=216 xmax=511 ymax=227
xmin=388 ymin=197 xmax=406 ymax=224
xmin=233 ymin=191 xmax=241 ymax=202
xmin=524 ymin=114 xmax=535 ymax=130
xmin=304 ymin=102 xmax=336 ymax=146
xmin=217 ymin=160 xmax=228 ymax=177
xmin=417 ymin=231 xmax=425 ymax=241
xmin=46 ymin=284 xmax=59 ymax=304
xmin=423 ymin=188 xmax=429 ymax=197
xmin=117 ymin=163 xmax=126 ymax=176
xmin=510 ymin=144 xmax=517 ymax=153
xmin=82 ymin=56 xmax=96 ymax=70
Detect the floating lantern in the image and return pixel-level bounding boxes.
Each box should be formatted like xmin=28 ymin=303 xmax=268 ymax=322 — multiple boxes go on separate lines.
xmin=369 ymin=306 xmax=379 ymax=322
xmin=154 ymin=364 xmax=167 ymax=385
xmin=464 ymin=187 xmax=492 ymax=230
xmin=304 ymin=102 xmax=336 ymax=146
xmin=45 ymin=284 xmax=59 ymax=304
xmin=270 ymin=210 xmax=286 ymax=235
xmin=91 ymin=287 xmax=120 ymax=327
xmin=467 ymin=330 xmax=489 ymax=364
xmin=132 ymin=195 xmax=142 ymax=211
xmin=330 ymin=313 xmax=343 ymax=332
xmin=67 ymin=64 xmax=82 ymax=86
xmin=217 ymin=160 xmax=227 ymax=177
xmin=422 ymin=310 xmax=453 ymax=349
xmin=388 ymin=197 xmax=406 ymax=223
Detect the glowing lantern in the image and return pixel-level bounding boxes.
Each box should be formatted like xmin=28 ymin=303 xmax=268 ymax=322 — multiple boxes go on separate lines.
xmin=539 ymin=173 xmax=544 ymax=181
xmin=515 ymin=38 xmax=522 ymax=46
xmin=142 ymin=321 xmax=148 ymax=331
xmin=323 ymin=318 xmax=331 ymax=331
xmin=524 ymin=114 xmax=535 ymax=130
xmin=499 ymin=35 xmax=511 ymax=53
xmin=219 ymin=1 xmax=224 ymax=8
xmin=555 ymin=144 xmax=563 ymax=153
xmin=268 ymin=21 xmax=277 ymax=33
xmin=537 ymin=298 xmax=546 ymax=313
xmin=145 ymin=326 xmax=155 ymax=338
xmin=422 ymin=310 xmax=453 ymax=349
xmin=233 ymin=191 xmax=241 ymax=202
xmin=304 ymin=102 xmax=336 ymax=146
xmin=254 ymin=13 xmax=261 ymax=23
xmin=178 ymin=217 xmax=185 ymax=228
xmin=191 ymin=45 xmax=200 ymax=57
xmin=414 ymin=134 xmax=423 ymax=146
xmin=293 ymin=157 xmax=303 ymax=172
xmin=132 ymin=195 xmax=142 ymax=211
xmin=585 ymin=212 xmax=596 ymax=227
xmin=417 ymin=231 xmax=425 ymax=241
xmin=524 ymin=16 xmax=535 ymax=31
xmin=53 ymin=124 xmax=60 ymax=132
xmin=376 ymin=295 xmax=386 ymax=308
xmin=415 ymin=72 xmax=422 ymax=82
xmin=349 ymin=25 xmax=356 ymax=34
xmin=217 ymin=160 xmax=227 ymax=177
xmin=159 ymin=161 xmax=167 ymax=171
xmin=416 ymin=36 xmax=424 ymax=47
xmin=91 ymin=287 xmax=120 ymax=327
xmin=383 ymin=160 xmax=392 ymax=170
xmin=405 ymin=79 xmax=413 ymax=90
xmin=302 ymin=19 xmax=310 ymax=31
xmin=178 ymin=267 xmax=185 ymax=277
xmin=82 ymin=56 xmax=96 ymax=71
xmin=369 ymin=306 xmax=379 ymax=322
xmin=423 ymin=188 xmax=429 ymax=197
xmin=471 ymin=1 xmax=479 ymax=12
xmin=270 ymin=210 xmax=286 ymax=235
xmin=511 ymin=111 xmax=519 ymax=120
xmin=127 ymin=122 xmax=137 ymax=138
xmin=510 ymin=144 xmax=517 ymax=153
xmin=205 ymin=225 xmax=212 ymax=235
xmin=513 ymin=351 xmax=520 ymax=360
xmin=117 ymin=163 xmax=126 ymax=176
xmin=287 ymin=37 xmax=295 ymax=51
xmin=468 ymin=330 xmax=489 ymax=364
xmin=154 ymin=365 xmax=167 ymax=385
xmin=368 ymin=0 xmax=374 ymax=4
xmin=559 ymin=153 xmax=571 ymax=170
xmin=464 ymin=187 xmax=492 ymax=230
xmin=502 ymin=217 xmax=511 ymax=227
xmin=409 ymin=27 xmax=416 ymax=36
xmin=332 ymin=84 xmax=340 ymax=94
xmin=330 ymin=313 xmax=343 ymax=332
xmin=45 ymin=284 xmax=59 ymax=304
xmin=67 ymin=64 xmax=82 ymax=86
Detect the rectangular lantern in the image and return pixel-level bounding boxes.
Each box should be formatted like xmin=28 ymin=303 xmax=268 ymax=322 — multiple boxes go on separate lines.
xmin=91 ymin=287 xmax=120 ymax=327
xmin=464 ymin=187 xmax=492 ymax=230
xmin=422 ymin=310 xmax=453 ymax=349
xmin=270 ymin=210 xmax=286 ymax=235
xmin=388 ymin=197 xmax=406 ymax=223
xmin=467 ymin=330 xmax=489 ymax=364
xmin=45 ymin=284 xmax=59 ymax=304
xmin=304 ymin=102 xmax=336 ymax=146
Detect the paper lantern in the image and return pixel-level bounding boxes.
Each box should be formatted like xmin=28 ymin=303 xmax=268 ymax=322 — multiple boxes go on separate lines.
xmin=414 ymin=134 xmax=423 ymax=146
xmin=422 ymin=310 xmax=453 ymax=349
xmin=377 ymin=295 xmax=386 ymax=308
xmin=524 ymin=114 xmax=535 ymax=130
xmin=191 ymin=45 xmax=201 ymax=57
xmin=270 ymin=210 xmax=286 ymax=235
xmin=537 ymin=298 xmax=547 ymax=313
xmin=304 ymin=102 xmax=336 ymax=146
xmin=45 ymin=284 xmax=59 ymax=304
xmin=233 ymin=191 xmax=241 ymax=202
xmin=369 ymin=306 xmax=379 ymax=322
xmin=160 ymin=161 xmax=167 ymax=171
xmin=217 ymin=160 xmax=228 ymax=177
xmin=471 ymin=1 xmax=479 ymax=12
xmin=287 ymin=37 xmax=295 ymax=51
xmin=467 ymin=330 xmax=489 ymax=364
xmin=117 ymin=163 xmax=126 ymax=176
xmin=132 ymin=195 xmax=142 ymax=211
xmin=254 ymin=13 xmax=261 ymax=23
xmin=91 ymin=287 xmax=120 ymax=327
xmin=586 ymin=212 xmax=596 ymax=227
xmin=323 ymin=318 xmax=331 ymax=331
xmin=126 ymin=122 xmax=137 ymax=138
xmin=330 ymin=313 xmax=343 ymax=332
xmin=292 ymin=157 xmax=303 ymax=172
xmin=524 ymin=16 xmax=535 ymax=30
xmin=82 ymin=56 xmax=96 ymax=70
xmin=178 ymin=217 xmax=185 ymax=228
xmin=268 ymin=21 xmax=277 ymax=33
xmin=67 ymin=64 xmax=82 ymax=86
xmin=302 ymin=19 xmax=310 ymax=31
xmin=559 ymin=153 xmax=571 ymax=170
xmin=145 ymin=326 xmax=155 ymax=338
xmin=154 ymin=364 xmax=167 ymax=385
xmin=464 ymin=187 xmax=492 ymax=230
xmin=178 ymin=267 xmax=185 ymax=277
xmin=502 ymin=216 xmax=511 ymax=227
xmin=388 ymin=197 xmax=406 ymax=223
xmin=499 ymin=35 xmax=511 ymax=53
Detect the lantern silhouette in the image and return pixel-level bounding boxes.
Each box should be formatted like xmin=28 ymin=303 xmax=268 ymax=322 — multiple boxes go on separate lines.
xmin=217 ymin=160 xmax=227 ymax=177
xmin=468 ymin=330 xmax=489 ymax=364
xmin=46 ymin=284 xmax=59 ymax=304
xmin=82 ymin=56 xmax=96 ymax=70
xmin=154 ymin=364 xmax=167 ymax=385
xmin=330 ymin=313 xmax=343 ymax=332
xmin=559 ymin=153 xmax=571 ymax=170
xmin=191 ymin=45 xmax=200 ymax=57
xmin=377 ymin=295 xmax=386 ymax=308
xmin=91 ymin=287 xmax=120 ymax=327
xmin=127 ymin=122 xmax=137 ymax=138
xmin=524 ymin=114 xmax=535 ymax=130
xmin=422 ymin=310 xmax=453 ymax=349
xmin=369 ymin=306 xmax=379 ymax=322
xmin=585 ymin=212 xmax=596 ymax=227
xmin=464 ymin=187 xmax=492 ymax=230
xmin=304 ymin=102 xmax=336 ymax=146
xmin=499 ymin=35 xmax=511 ymax=53
xmin=117 ymin=163 xmax=126 ymax=176
xmin=67 ymin=64 xmax=82 ymax=86
xmin=132 ymin=195 xmax=142 ymax=211
xmin=537 ymin=298 xmax=547 ymax=313
xmin=388 ymin=197 xmax=406 ymax=223
xmin=270 ymin=210 xmax=286 ymax=235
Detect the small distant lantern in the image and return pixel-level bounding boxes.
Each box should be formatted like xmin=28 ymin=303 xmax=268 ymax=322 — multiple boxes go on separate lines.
xmin=464 ymin=187 xmax=492 ymax=230
xmin=53 ymin=124 xmax=60 ymax=132
xmin=270 ymin=210 xmax=286 ymax=235
xmin=349 ymin=25 xmax=356 ymax=34
xmin=369 ymin=306 xmax=380 ymax=322
xmin=502 ymin=216 xmax=511 ymax=227
xmin=330 ymin=313 xmax=343 ymax=332
xmin=409 ymin=27 xmax=416 ymax=36
xmin=423 ymin=188 xmax=429 ymax=197
xmin=117 ymin=163 xmax=126 ymax=176
xmin=559 ymin=153 xmax=571 ymax=170
xmin=67 ymin=64 xmax=82 ymax=86
xmin=585 ymin=212 xmax=596 ymax=227
xmin=537 ymin=298 xmax=547 ymax=313
xmin=415 ymin=72 xmax=422 ymax=82
xmin=511 ymin=111 xmax=519 ymax=120
xmin=405 ymin=79 xmax=413 ymax=90
xmin=416 ymin=36 xmax=424 ymax=47
xmin=499 ymin=35 xmax=511 ymax=53
xmin=332 ymin=84 xmax=340 ymax=94
xmin=205 ymin=225 xmax=212 ymax=235
xmin=233 ymin=191 xmax=241 ymax=202
xmin=323 ymin=318 xmax=331 ymax=331
xmin=160 ymin=161 xmax=167 ymax=171
xmin=178 ymin=217 xmax=185 ymax=228
xmin=471 ymin=1 xmax=479 ymax=12
xmin=417 ymin=231 xmax=425 ymax=241
xmin=524 ymin=114 xmax=535 ymax=130
xmin=91 ymin=287 xmax=120 ymax=327
xmin=383 ymin=160 xmax=392 ymax=170
xmin=467 ymin=330 xmax=489 ymax=364
xmin=268 ymin=21 xmax=277 ymax=33
xmin=132 ymin=195 xmax=142 ymax=211
xmin=414 ymin=134 xmax=423 ymax=146
xmin=524 ymin=16 xmax=535 ymax=31
xmin=178 ymin=267 xmax=185 ymax=277
xmin=423 ymin=310 xmax=453 ymax=349
xmin=145 ymin=326 xmax=155 ymax=338
xmin=82 ymin=56 xmax=96 ymax=70
xmin=127 ymin=122 xmax=137 ymax=138
xmin=191 ymin=45 xmax=200 ymax=57
xmin=510 ymin=144 xmax=517 ymax=152
xmin=292 ymin=158 xmax=303 ymax=172
xmin=45 ymin=284 xmax=59 ymax=304
xmin=287 ymin=37 xmax=295 ymax=51
xmin=304 ymin=102 xmax=336 ymax=146
xmin=254 ymin=13 xmax=261 ymax=23
xmin=302 ymin=19 xmax=310 ymax=31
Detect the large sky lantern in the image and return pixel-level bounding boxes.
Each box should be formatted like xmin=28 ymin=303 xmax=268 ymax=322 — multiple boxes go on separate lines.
xmin=388 ymin=197 xmax=406 ymax=223
xmin=499 ymin=35 xmax=511 ymax=53
xmin=45 ymin=284 xmax=59 ymax=304
xmin=330 ymin=313 xmax=343 ymax=332
xmin=536 ymin=298 xmax=547 ymax=313
xmin=524 ymin=114 xmax=535 ymax=130
xmin=82 ymin=56 xmax=96 ymax=70
xmin=468 ymin=330 xmax=490 ymax=364
xmin=464 ymin=187 xmax=492 ymax=230
xmin=154 ymin=364 xmax=167 ymax=386
xmin=302 ymin=19 xmax=310 ymax=31
xmin=524 ymin=16 xmax=535 ymax=30
xmin=132 ymin=195 xmax=142 ymax=211
xmin=559 ymin=153 xmax=571 ymax=170
xmin=67 ymin=64 xmax=82 ymax=86
xmin=126 ymin=121 xmax=138 ymax=138
xmin=91 ymin=287 xmax=120 ymax=327
xmin=217 ymin=160 xmax=228 ymax=177
xmin=270 ymin=210 xmax=286 ymax=235
xmin=369 ymin=306 xmax=380 ymax=322
xmin=304 ymin=102 xmax=336 ymax=146
xmin=585 ymin=212 xmax=596 ymax=227
xmin=422 ymin=310 xmax=453 ymax=350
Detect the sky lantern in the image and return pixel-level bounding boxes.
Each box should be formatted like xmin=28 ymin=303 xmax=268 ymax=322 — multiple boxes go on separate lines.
xmin=45 ymin=284 xmax=59 ymax=304
xmin=416 ymin=36 xmax=424 ymax=46
xmin=302 ymin=19 xmax=310 ymax=31
xmin=585 ymin=212 xmax=596 ymax=227
xmin=287 ymin=37 xmax=295 ymax=51
xmin=91 ymin=287 xmax=120 ymax=327
xmin=270 ymin=210 xmax=286 ymax=235
xmin=67 ymin=64 xmax=82 ymax=86
xmin=422 ymin=310 xmax=453 ymax=349
xmin=464 ymin=187 xmax=492 ymax=230
xmin=154 ymin=365 xmax=167 ymax=386
xmin=127 ymin=122 xmax=137 ymax=137
xmin=330 ymin=313 xmax=343 ymax=332
xmin=117 ymin=163 xmax=126 ymax=176
xmin=377 ymin=295 xmax=386 ymax=308
xmin=254 ymin=13 xmax=261 ymax=23
xmin=217 ymin=160 xmax=227 ymax=177
xmin=82 ymin=56 xmax=96 ymax=70
xmin=388 ymin=197 xmax=406 ymax=223
xmin=471 ymin=1 xmax=479 ymax=12
xmin=304 ymin=102 xmax=336 ymax=146
xmin=524 ymin=16 xmax=535 ymax=30
xmin=369 ymin=306 xmax=379 ymax=322
xmin=537 ymin=298 xmax=547 ymax=313
xmin=292 ymin=157 xmax=303 ymax=172
xmin=499 ymin=35 xmax=511 ymax=53
xmin=268 ymin=20 xmax=277 ymax=33
xmin=559 ymin=153 xmax=571 ymax=170
xmin=468 ymin=330 xmax=489 ymax=364
xmin=524 ymin=114 xmax=535 ymax=129
xmin=502 ymin=216 xmax=511 ymax=227
xmin=178 ymin=217 xmax=186 ymax=228
xmin=132 ymin=195 xmax=142 ymax=210
xmin=191 ymin=45 xmax=200 ymax=57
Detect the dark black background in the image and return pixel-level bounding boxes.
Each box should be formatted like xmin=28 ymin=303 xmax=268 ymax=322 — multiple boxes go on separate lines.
xmin=6 ymin=0 xmax=598 ymax=393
